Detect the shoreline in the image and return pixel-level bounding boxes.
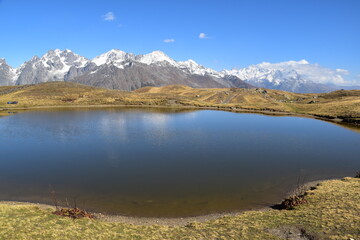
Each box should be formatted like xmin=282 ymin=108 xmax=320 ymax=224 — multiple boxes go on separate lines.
xmin=1 ymin=103 xmax=359 ymax=130
xmin=1 ymin=104 xmax=358 ymax=226
xmin=0 ymin=179 xmax=324 ymax=226
xmin=1 ymin=177 xmax=358 ymax=239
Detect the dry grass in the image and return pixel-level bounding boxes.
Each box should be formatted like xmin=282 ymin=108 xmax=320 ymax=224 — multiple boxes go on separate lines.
xmin=0 ymin=82 xmax=359 ymax=238
xmin=0 ymin=178 xmax=359 ymax=239
xmin=1 ymin=82 xmax=360 ymax=125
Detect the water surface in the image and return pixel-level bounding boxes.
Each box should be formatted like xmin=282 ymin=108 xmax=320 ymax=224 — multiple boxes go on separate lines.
xmin=0 ymin=108 xmax=359 ymax=217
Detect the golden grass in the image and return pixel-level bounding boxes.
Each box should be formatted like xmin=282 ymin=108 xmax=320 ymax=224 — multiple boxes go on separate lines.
xmin=0 ymin=82 xmax=359 ymax=238
xmin=1 ymin=82 xmax=360 ymax=125
xmin=0 ymin=178 xmax=359 ymax=239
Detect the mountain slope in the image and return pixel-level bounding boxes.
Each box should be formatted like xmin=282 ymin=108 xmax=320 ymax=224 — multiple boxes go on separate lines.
xmin=0 ymin=59 xmax=17 ymax=86
xmin=16 ymin=49 xmax=88 ymax=85
xmin=64 ymin=49 xmax=252 ymax=91
xmin=0 ymin=49 xmax=356 ymax=93
xmin=65 ymin=59 xmax=251 ymax=91
xmin=6 ymin=49 xmax=252 ymax=91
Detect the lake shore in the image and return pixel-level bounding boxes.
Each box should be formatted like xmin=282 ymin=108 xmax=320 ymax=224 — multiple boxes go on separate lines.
xmin=0 ymin=177 xmax=359 ymax=239
xmin=0 ymin=179 xmax=325 ymax=226
xmin=1 ymin=82 xmax=359 ymax=128
xmin=2 ymin=103 xmax=359 ymax=133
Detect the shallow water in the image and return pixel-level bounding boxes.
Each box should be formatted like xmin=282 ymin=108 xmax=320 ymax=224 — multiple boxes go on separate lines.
xmin=0 ymin=108 xmax=359 ymax=217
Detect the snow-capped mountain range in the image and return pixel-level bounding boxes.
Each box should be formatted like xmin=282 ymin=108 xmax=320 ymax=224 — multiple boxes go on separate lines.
xmin=0 ymin=49 xmax=355 ymax=93
xmin=15 ymin=49 xmax=88 ymax=85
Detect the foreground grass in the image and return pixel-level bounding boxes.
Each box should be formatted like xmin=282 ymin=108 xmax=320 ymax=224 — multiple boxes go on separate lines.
xmin=0 ymin=178 xmax=359 ymax=240
xmin=1 ymin=82 xmax=360 ymax=125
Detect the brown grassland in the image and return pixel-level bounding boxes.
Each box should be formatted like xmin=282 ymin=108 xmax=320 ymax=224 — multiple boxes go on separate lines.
xmin=0 ymin=82 xmax=359 ymax=239
xmin=0 ymin=82 xmax=360 ymax=126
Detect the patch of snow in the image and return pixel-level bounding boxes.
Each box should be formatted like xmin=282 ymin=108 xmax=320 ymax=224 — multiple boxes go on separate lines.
xmin=10 ymin=67 xmax=19 ymax=82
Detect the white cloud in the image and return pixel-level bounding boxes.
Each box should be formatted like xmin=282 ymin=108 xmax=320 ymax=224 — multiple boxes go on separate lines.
xmin=163 ymin=39 xmax=175 ymax=43
xmin=336 ymin=69 xmax=349 ymax=75
xmin=103 ymin=12 xmax=115 ymax=21
xmin=199 ymin=33 xmax=208 ymax=39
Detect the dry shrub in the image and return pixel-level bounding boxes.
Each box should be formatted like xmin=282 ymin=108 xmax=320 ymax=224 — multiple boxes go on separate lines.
xmin=53 ymin=208 xmax=94 ymax=219
xmin=280 ymin=195 xmax=308 ymax=210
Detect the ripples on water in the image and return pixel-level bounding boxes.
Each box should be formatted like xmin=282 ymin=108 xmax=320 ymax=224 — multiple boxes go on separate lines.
xmin=0 ymin=108 xmax=359 ymax=217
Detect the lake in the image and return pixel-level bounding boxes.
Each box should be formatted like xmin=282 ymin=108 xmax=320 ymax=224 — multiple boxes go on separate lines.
xmin=0 ymin=108 xmax=359 ymax=217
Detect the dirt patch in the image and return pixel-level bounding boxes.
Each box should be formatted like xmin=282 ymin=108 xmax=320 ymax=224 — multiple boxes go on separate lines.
xmin=268 ymin=226 xmax=323 ymax=240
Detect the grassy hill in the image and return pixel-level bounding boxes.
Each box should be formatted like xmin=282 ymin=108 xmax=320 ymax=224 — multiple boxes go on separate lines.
xmin=0 ymin=81 xmax=360 ymax=125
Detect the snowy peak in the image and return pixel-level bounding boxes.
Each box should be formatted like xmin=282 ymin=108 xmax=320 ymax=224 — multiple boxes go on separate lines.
xmin=223 ymin=61 xmax=310 ymax=88
xmin=0 ymin=58 xmax=15 ymax=72
xmin=221 ymin=59 xmax=352 ymax=92
xmin=178 ymin=59 xmax=223 ymax=77
xmin=135 ymin=50 xmax=178 ymax=66
xmin=15 ymin=49 xmax=89 ymax=85
xmin=41 ymin=49 xmax=88 ymax=69
xmin=90 ymin=49 xmax=224 ymax=78
xmin=92 ymin=49 xmax=134 ymax=67
xmin=0 ymin=58 xmax=17 ymax=86
xmin=92 ymin=50 xmax=180 ymax=68
xmin=17 ymin=49 xmax=88 ymax=73
xmin=178 ymin=59 xmax=200 ymax=69
xmin=226 ymin=59 xmax=349 ymax=87
xmin=1 ymin=49 xmax=356 ymax=93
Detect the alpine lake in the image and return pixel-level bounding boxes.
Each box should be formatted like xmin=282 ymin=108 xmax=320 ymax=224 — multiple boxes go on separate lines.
xmin=0 ymin=108 xmax=359 ymax=217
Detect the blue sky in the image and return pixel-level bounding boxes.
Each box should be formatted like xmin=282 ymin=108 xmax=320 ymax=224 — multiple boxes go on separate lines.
xmin=0 ymin=0 xmax=359 ymax=80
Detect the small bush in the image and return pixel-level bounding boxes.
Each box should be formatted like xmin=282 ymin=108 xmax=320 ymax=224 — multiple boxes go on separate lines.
xmin=53 ymin=208 xmax=94 ymax=219
xmin=355 ymin=171 xmax=360 ymax=178
xmin=279 ymin=195 xmax=308 ymax=210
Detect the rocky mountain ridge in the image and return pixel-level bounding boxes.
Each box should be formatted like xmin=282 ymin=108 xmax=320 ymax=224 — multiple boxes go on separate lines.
xmin=0 ymin=49 xmax=353 ymax=93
